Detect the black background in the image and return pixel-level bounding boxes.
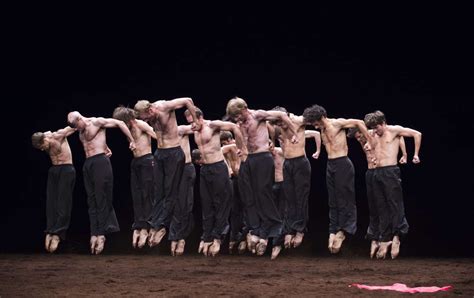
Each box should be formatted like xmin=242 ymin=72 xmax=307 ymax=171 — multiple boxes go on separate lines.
xmin=3 ymin=4 xmax=473 ymax=256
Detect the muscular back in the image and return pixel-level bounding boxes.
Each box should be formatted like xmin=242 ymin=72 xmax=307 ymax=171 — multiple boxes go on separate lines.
xmin=130 ymin=120 xmax=152 ymax=158
xmin=321 ymin=118 xmax=349 ymax=159
xmin=150 ymin=101 xmax=180 ymax=148
xmin=79 ymin=118 xmax=108 ymax=158
xmin=46 ymin=135 xmax=73 ymax=165
xmin=240 ymin=110 xmax=270 ymax=154
xmin=279 ymin=114 xmax=306 ymax=159
xmin=194 ymin=120 xmax=225 ymax=164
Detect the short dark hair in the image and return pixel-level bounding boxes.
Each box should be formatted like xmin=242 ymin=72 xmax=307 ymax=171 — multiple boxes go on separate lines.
xmin=185 ymin=107 xmax=203 ymax=119
xmin=113 ymin=106 xmax=136 ymax=123
xmin=347 ymin=127 xmax=360 ymax=139
xmin=31 ymin=132 xmax=45 ymax=149
xmin=191 ymin=148 xmax=202 ymax=163
xmin=220 ymin=131 xmax=233 ymax=143
xmin=303 ymin=104 xmax=327 ymax=124
xmin=364 ymin=110 xmax=386 ymax=129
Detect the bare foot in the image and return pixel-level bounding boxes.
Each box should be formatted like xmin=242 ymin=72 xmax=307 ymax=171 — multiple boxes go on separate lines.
xmin=271 ymin=245 xmax=282 ymax=260
xmin=90 ymin=236 xmax=98 ymax=254
xmin=247 ymin=233 xmax=260 ymax=254
xmin=45 ymin=234 xmax=52 ymax=252
xmin=201 ymin=241 xmax=213 ymax=256
xmin=256 ymin=238 xmax=268 ymax=256
xmin=284 ymin=234 xmax=293 ymax=249
xmin=328 ymin=233 xmax=336 ymax=253
xmin=370 ymin=240 xmax=380 ymax=259
xmin=237 ymin=241 xmax=247 ymax=254
xmin=171 ymin=241 xmax=178 ymax=256
xmin=292 ymin=232 xmax=304 ymax=248
xmin=95 ymin=235 xmax=106 ymax=255
xmin=391 ymin=236 xmax=400 ymax=259
xmin=376 ymin=241 xmax=392 ymax=259
xmin=198 ymin=240 xmax=204 ymax=253
xmin=175 ymin=239 xmax=185 ymax=256
xmin=148 ymin=227 xmax=166 ymax=247
xmin=49 ymin=235 xmax=60 ymax=253
xmin=331 ymin=231 xmax=345 ymax=254
xmin=137 ymin=229 xmax=148 ymax=249
xmin=132 ymin=230 xmax=140 ymax=248
xmin=209 ymin=239 xmax=221 ymax=257
xmin=229 ymin=241 xmax=236 ymax=254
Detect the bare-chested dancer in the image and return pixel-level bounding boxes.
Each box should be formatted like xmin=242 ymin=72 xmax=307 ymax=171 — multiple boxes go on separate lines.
xmin=220 ymin=131 xmax=247 ymax=254
xmin=303 ymin=104 xmax=371 ymax=254
xmin=32 ymin=126 xmax=77 ymax=253
xmin=226 ymin=97 xmax=298 ymax=257
xmin=348 ymin=126 xmax=408 ymax=258
xmin=112 ymin=106 xmax=156 ymax=249
xmin=134 ymin=98 xmax=200 ymax=248
xmin=184 ymin=107 xmax=244 ymax=257
xmin=269 ymin=106 xmax=322 ymax=251
xmin=364 ymin=111 xmax=422 ymax=259
xmin=168 ymin=125 xmax=196 ymax=256
xmin=67 ymin=111 xmax=135 ymax=255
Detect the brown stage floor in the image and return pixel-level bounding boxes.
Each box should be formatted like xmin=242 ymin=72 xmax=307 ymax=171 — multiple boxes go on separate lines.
xmin=0 ymin=253 xmax=472 ymax=296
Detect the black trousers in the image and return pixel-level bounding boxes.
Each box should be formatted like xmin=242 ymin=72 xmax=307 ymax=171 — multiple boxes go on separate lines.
xmin=229 ymin=176 xmax=245 ymax=242
xmin=169 ymin=163 xmax=195 ymax=241
xmin=130 ymin=153 xmax=155 ymax=230
xmin=283 ymin=155 xmax=311 ymax=234
xmin=247 ymin=152 xmax=282 ymax=239
xmin=365 ymin=169 xmax=379 ymax=240
xmin=200 ymin=160 xmax=232 ymax=242
xmin=326 ymin=156 xmax=357 ymax=235
xmin=45 ymin=164 xmax=75 ymax=240
xmin=151 ymin=146 xmax=185 ymax=230
xmin=83 ymin=153 xmax=120 ymax=236
xmin=373 ymin=165 xmax=409 ymax=241
xmin=238 ymin=160 xmax=255 ymax=237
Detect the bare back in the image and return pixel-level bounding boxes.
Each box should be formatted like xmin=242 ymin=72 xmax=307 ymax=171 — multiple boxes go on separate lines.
xmin=240 ymin=109 xmax=270 ymax=154
xmin=79 ymin=118 xmax=109 ymax=158
xmin=45 ymin=134 xmax=73 ymax=165
xmin=373 ymin=126 xmax=402 ymax=167
xmin=150 ymin=101 xmax=180 ymax=148
xmin=130 ymin=120 xmax=153 ymax=158
xmin=194 ymin=120 xmax=225 ymax=164
xmin=321 ymin=118 xmax=349 ymax=159
xmin=280 ymin=114 xmax=306 ymax=159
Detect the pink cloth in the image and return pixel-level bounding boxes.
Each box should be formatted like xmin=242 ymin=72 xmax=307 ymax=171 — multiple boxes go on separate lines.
xmin=350 ymin=283 xmax=452 ymax=293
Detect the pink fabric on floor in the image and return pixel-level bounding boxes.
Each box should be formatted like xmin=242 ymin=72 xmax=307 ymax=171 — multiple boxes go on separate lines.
xmin=350 ymin=283 xmax=452 ymax=293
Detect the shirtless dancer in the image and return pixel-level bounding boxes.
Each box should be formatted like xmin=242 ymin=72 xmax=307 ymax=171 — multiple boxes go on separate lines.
xmin=134 ymin=98 xmax=200 ymax=248
xmin=67 ymin=111 xmax=135 ymax=254
xmin=226 ymin=97 xmax=298 ymax=257
xmin=348 ymin=126 xmax=408 ymax=258
xmin=220 ymin=131 xmax=246 ymax=254
xmin=32 ymin=126 xmax=77 ymax=253
xmin=112 ymin=106 xmax=156 ymax=249
xmin=270 ymin=107 xmax=322 ymax=251
xmin=168 ymin=125 xmax=196 ymax=256
xmin=303 ymin=104 xmax=371 ymax=254
xmin=364 ymin=111 xmax=422 ymax=259
xmin=184 ymin=107 xmax=244 ymax=257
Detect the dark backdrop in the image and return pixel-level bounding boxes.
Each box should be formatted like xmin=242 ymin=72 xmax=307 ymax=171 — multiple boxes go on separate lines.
xmin=4 ymin=4 xmax=473 ymax=256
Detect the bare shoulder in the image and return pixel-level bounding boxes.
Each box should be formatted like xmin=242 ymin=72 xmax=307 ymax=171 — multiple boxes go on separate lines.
xmin=290 ymin=114 xmax=305 ymax=125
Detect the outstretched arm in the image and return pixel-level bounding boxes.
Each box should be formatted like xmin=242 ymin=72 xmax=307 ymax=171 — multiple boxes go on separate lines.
xmin=398 ymin=136 xmax=407 ymax=164
xmin=178 ymin=125 xmax=194 ymax=137
xmin=257 ymin=110 xmax=299 ymax=143
xmin=53 ymin=126 xmax=76 ymax=140
xmin=393 ymin=125 xmax=422 ymax=163
xmin=305 ymin=130 xmax=321 ymax=159
xmin=337 ymin=118 xmax=373 ymax=149
xmin=95 ymin=118 xmax=136 ymax=151
xmin=163 ymin=97 xmax=201 ymax=129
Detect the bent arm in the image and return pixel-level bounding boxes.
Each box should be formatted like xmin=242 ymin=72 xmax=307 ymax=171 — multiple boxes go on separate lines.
xmin=53 ymin=126 xmax=76 ymax=139
xmin=305 ymin=129 xmax=321 ymax=159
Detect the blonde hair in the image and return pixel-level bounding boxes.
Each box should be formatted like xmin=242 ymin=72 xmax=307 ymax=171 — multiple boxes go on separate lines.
xmin=226 ymin=97 xmax=247 ymax=118
xmin=134 ymin=100 xmax=152 ymax=114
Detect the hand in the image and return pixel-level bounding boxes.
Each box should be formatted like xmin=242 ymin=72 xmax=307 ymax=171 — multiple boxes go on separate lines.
xmin=129 ymin=141 xmax=136 ymax=151
xmin=364 ymin=142 xmax=372 ymax=151
xmin=399 ymin=155 xmax=407 ymax=164
xmin=236 ymin=149 xmax=242 ymax=157
xmin=105 ymin=147 xmax=112 ymax=158
xmin=412 ymin=155 xmax=420 ymax=164
xmin=191 ymin=121 xmax=201 ymax=131
xmin=312 ymin=151 xmax=320 ymax=159
xmin=371 ymin=157 xmax=377 ymax=166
